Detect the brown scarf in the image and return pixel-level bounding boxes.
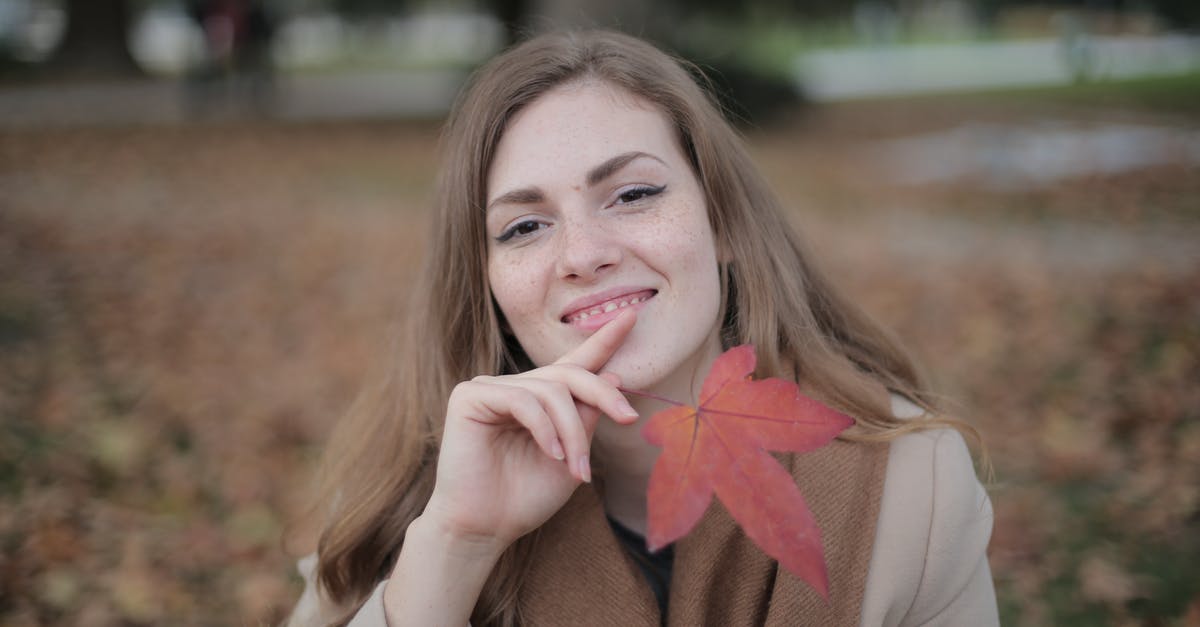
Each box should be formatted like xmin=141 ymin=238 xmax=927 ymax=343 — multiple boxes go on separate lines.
xmin=518 ymin=440 xmax=889 ymax=626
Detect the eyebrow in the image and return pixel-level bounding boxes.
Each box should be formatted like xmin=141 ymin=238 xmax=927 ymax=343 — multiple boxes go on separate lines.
xmin=486 ymin=151 xmax=667 ymax=211
xmin=586 ymin=151 xmax=666 ymax=187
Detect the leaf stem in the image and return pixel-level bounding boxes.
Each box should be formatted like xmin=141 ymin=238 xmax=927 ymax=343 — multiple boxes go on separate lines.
xmin=617 ymin=387 xmax=685 ymax=407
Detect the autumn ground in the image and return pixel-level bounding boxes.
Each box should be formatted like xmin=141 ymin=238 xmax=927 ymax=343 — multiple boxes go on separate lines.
xmin=1 ymin=83 xmax=1198 ymax=625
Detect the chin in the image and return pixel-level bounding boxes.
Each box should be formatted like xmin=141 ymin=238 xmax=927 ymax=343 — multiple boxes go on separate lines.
xmin=605 ymin=360 xmax=664 ymax=392
xmin=606 ymin=335 xmax=718 ymax=397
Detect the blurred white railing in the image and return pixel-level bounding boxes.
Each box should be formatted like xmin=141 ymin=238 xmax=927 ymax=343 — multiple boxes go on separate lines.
xmin=795 ymin=35 xmax=1200 ymax=101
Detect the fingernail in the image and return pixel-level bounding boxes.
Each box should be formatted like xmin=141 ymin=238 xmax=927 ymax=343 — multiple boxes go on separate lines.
xmin=551 ymin=440 xmax=565 ymax=461
xmin=579 ymin=455 xmax=591 ymax=483
xmin=617 ymin=399 xmax=638 ymax=418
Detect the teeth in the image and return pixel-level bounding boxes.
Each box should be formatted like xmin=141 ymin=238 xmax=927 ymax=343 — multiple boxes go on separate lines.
xmin=569 ymin=293 xmax=653 ymax=323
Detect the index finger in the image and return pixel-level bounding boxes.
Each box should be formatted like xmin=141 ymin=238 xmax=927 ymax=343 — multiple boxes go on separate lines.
xmin=554 ymin=308 xmax=636 ymax=372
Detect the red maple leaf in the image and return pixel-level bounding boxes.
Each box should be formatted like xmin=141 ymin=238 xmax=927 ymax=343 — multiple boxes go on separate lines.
xmin=636 ymin=344 xmax=854 ymax=598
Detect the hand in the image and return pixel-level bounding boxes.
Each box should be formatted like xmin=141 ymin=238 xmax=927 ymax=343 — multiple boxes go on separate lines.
xmin=421 ymin=309 xmax=639 ymax=552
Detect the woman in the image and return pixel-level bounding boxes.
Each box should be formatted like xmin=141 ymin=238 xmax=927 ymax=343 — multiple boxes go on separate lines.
xmin=288 ymin=30 xmax=997 ymax=626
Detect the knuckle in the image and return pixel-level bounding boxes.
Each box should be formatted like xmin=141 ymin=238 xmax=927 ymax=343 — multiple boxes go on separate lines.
xmin=558 ymin=363 xmax=588 ymax=376
xmin=506 ymin=386 xmax=535 ymax=404
xmin=548 ymin=380 xmax=570 ymax=397
xmin=449 ymin=380 xmax=475 ymax=399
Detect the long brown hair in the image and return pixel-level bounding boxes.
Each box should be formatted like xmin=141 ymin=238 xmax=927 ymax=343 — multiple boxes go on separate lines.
xmin=305 ymin=29 xmax=977 ymax=626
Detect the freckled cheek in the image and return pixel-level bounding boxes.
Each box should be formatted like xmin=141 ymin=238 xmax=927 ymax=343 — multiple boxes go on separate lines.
xmin=490 ymin=265 xmax=560 ymax=366
xmin=489 ymin=258 xmax=548 ymax=326
xmin=649 ymin=211 xmax=722 ymax=315
xmin=641 ymin=218 xmax=716 ymax=269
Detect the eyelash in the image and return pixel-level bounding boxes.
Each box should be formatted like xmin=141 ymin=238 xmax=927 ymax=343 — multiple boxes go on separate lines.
xmin=494 ymin=184 xmax=667 ymax=243
xmin=615 ymin=184 xmax=666 ymax=205
xmin=495 ymin=219 xmax=544 ymax=243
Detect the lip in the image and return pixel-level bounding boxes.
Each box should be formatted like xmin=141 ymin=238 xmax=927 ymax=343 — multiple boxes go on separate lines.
xmin=560 ymin=286 xmax=657 ymax=329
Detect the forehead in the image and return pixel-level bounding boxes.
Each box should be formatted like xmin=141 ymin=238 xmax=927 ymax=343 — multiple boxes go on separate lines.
xmin=486 ymin=81 xmax=682 ymax=194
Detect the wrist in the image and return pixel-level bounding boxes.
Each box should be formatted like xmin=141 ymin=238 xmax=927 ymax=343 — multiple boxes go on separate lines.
xmin=382 ymin=515 xmax=505 ymax=625
xmin=408 ymin=512 xmax=508 ymax=564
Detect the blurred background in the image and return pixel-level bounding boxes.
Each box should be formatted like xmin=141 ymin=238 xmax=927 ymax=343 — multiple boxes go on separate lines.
xmin=1 ymin=0 xmax=1197 ymax=625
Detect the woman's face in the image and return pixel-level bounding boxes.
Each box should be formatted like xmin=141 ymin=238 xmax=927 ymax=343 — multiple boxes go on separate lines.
xmin=485 ymin=80 xmax=724 ymax=392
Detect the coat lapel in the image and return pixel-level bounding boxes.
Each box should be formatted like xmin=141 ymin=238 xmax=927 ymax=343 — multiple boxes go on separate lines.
xmin=517 ymin=440 xmax=888 ymax=626
xmin=520 ymin=485 xmax=659 ymax=625
xmin=667 ymin=441 xmax=889 ymax=626
xmin=762 ymin=440 xmax=890 ymax=626
xmin=668 ymin=494 xmax=777 ymax=626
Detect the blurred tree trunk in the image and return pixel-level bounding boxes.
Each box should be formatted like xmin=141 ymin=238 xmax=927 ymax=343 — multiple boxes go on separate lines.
xmin=526 ymin=0 xmax=655 ymax=36
xmin=483 ymin=0 xmax=800 ymax=123
xmin=492 ymin=0 xmax=528 ymax=45
xmin=48 ymin=0 xmax=142 ymax=78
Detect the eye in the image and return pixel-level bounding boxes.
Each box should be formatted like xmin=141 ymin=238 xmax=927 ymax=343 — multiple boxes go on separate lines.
xmin=496 ymin=219 xmax=546 ymax=243
xmin=614 ymin=184 xmax=666 ymax=206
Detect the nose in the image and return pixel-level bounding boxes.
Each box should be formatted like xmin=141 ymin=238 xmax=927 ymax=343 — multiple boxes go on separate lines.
xmin=554 ymin=218 xmax=622 ymax=282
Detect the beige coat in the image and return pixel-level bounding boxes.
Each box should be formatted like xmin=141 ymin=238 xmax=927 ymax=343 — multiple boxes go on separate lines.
xmin=289 ymin=397 xmax=997 ymax=626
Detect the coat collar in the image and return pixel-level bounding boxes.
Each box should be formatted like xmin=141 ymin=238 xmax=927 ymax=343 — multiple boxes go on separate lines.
xmin=519 ymin=440 xmax=889 ymax=626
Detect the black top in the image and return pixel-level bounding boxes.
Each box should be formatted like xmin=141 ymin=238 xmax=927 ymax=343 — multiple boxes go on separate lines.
xmin=607 ymin=516 xmax=675 ymax=623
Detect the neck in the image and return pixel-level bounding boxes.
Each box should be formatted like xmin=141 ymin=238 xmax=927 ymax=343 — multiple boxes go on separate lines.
xmin=593 ymin=333 xmax=722 ymax=535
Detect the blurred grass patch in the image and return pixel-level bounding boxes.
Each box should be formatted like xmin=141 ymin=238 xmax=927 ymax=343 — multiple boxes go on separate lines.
xmin=932 ymin=70 xmax=1200 ymax=115
xmin=783 ymin=69 xmax=1200 ymax=119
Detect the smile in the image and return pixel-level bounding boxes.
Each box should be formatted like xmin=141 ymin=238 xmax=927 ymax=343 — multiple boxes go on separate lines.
xmin=561 ymin=289 xmax=657 ymax=325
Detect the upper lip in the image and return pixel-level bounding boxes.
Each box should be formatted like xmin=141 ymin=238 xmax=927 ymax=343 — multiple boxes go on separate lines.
xmin=559 ymin=286 xmax=657 ymax=322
